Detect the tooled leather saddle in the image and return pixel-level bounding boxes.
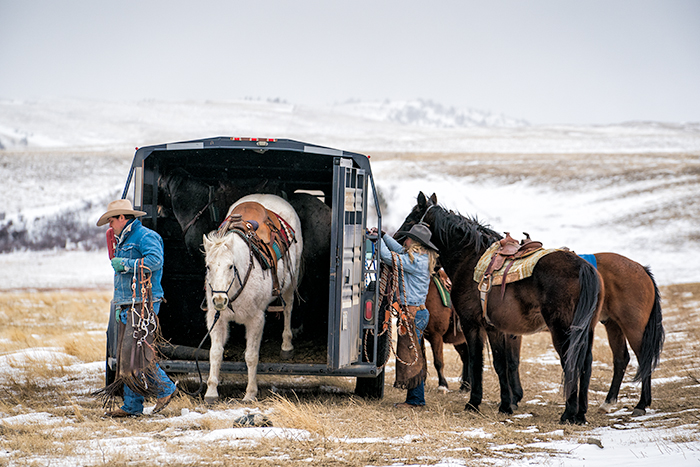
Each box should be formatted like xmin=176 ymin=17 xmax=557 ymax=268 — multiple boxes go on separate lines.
xmin=477 ymin=232 xmax=544 ymax=325
xmin=219 ymin=202 xmax=296 ymax=299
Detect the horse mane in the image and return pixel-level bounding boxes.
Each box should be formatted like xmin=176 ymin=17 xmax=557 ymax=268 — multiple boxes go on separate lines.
xmin=430 ymin=205 xmax=502 ymax=255
xmin=205 ymin=228 xmax=232 ymax=244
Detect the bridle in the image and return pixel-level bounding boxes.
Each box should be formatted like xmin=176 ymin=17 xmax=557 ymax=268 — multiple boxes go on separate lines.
xmin=206 ymin=229 xmax=255 ymax=305
xmin=182 ymin=228 xmax=255 ymax=397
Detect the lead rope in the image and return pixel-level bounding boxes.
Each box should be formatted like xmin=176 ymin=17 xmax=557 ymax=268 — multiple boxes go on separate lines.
xmin=391 ymin=252 xmax=420 ymax=366
xmin=363 ymin=251 xmax=420 ymax=367
xmin=130 ymin=259 xmax=158 ymax=391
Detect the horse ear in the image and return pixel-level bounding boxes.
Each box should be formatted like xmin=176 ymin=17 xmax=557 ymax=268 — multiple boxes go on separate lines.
xmin=203 ymin=234 xmax=212 ymax=251
xmin=429 ymin=193 xmax=438 ymax=205
xmin=417 ymin=192 xmax=427 ymax=209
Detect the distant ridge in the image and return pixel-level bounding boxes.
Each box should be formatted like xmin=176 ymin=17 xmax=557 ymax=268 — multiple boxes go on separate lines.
xmin=331 ymin=99 xmax=529 ymax=128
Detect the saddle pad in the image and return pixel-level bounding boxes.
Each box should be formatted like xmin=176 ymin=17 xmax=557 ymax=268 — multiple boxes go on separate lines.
xmin=578 ymin=254 xmax=598 ymax=269
xmin=473 ymin=241 xmax=560 ymax=286
xmin=432 ymin=274 xmax=452 ymax=308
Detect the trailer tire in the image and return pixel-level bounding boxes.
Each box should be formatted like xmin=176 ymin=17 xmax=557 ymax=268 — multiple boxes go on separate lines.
xmin=376 ymin=328 xmax=391 ymax=368
xmin=105 ymin=300 xmax=118 ymax=387
xmin=354 ymin=369 xmax=385 ymax=400
xmin=105 ymin=351 xmax=116 ymax=387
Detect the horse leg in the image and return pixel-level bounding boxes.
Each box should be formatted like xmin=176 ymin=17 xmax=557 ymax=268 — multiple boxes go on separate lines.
xmin=280 ymin=286 xmax=295 ymax=360
xmin=487 ymin=328 xmax=516 ymax=414
xmin=629 ymin=323 xmax=654 ymax=416
xmin=599 ymin=320 xmax=630 ymax=413
xmin=575 ymin=329 xmax=595 ymax=424
xmin=465 ymin=326 xmax=485 ymax=412
xmin=506 ymin=334 xmax=524 ymax=407
xmin=425 ymin=331 xmax=449 ymax=392
xmin=636 ymin=375 xmax=652 ymax=416
xmin=242 ymin=314 xmax=265 ymax=402
xmin=453 ymin=342 xmax=471 ymax=392
xmin=550 ymin=327 xmax=579 ymax=424
xmin=205 ymin=314 xmax=229 ymax=404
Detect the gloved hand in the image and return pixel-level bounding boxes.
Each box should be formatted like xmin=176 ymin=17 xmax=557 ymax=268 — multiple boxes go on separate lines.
xmin=111 ymin=257 xmax=126 ymax=273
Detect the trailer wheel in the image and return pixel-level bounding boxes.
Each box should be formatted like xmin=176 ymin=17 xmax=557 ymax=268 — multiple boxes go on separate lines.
xmin=354 ymin=369 xmax=385 ymax=399
xmin=105 ymin=350 xmax=116 ymax=386
xmin=105 ymin=300 xmax=118 ymax=386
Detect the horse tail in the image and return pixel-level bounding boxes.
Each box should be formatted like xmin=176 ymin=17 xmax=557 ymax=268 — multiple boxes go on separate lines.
xmin=633 ymin=266 xmax=665 ymax=383
xmin=564 ymin=259 xmax=602 ymax=396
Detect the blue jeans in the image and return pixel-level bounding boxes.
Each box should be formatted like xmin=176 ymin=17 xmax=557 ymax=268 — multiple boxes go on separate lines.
xmin=119 ymin=302 xmax=176 ymax=415
xmin=405 ymin=307 xmax=429 ymax=406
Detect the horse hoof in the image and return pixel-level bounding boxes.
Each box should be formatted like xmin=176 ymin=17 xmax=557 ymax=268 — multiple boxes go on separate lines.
xmin=498 ymin=404 xmax=514 ymax=415
xmin=631 ymin=408 xmax=646 ymax=417
xmin=437 ymin=385 xmax=449 ymax=394
xmin=598 ymin=402 xmax=615 ymax=413
xmin=280 ymin=349 xmax=294 ymax=360
xmin=204 ymin=396 xmax=218 ymax=405
xmin=464 ymin=402 xmax=480 ymax=413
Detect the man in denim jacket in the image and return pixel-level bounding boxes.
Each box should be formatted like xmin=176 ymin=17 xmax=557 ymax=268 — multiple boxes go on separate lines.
xmin=97 ymin=199 xmax=177 ymax=417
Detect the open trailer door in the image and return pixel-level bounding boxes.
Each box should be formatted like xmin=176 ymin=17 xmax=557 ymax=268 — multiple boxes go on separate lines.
xmin=329 ymin=157 xmax=367 ymax=369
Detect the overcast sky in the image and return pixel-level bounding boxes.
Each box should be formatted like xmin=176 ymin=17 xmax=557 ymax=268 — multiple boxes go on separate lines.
xmin=1 ymin=1 xmax=699 ymax=125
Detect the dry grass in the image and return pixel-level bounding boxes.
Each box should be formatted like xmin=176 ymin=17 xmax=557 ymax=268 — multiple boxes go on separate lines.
xmin=0 ymin=283 xmax=698 ymax=466
xmin=0 ymin=290 xmax=109 ymax=361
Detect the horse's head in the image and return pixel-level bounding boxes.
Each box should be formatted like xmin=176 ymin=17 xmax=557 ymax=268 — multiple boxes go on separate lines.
xmin=203 ymin=232 xmax=240 ymax=312
xmin=395 ymin=192 xmax=439 ymax=241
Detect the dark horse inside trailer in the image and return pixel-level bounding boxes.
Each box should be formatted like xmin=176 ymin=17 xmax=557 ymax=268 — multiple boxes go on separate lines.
xmin=106 ymin=137 xmax=389 ymax=399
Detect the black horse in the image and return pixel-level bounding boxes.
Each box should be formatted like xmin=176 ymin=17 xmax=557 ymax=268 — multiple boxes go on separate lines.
xmin=158 ymin=167 xmax=276 ymax=261
xmin=398 ymin=192 xmax=604 ymax=424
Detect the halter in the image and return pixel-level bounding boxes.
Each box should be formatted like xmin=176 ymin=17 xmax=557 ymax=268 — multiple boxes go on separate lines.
xmin=182 ymin=185 xmax=216 ymax=235
xmin=419 ymin=203 xmax=438 ymax=224
xmin=206 ymin=229 xmax=255 ymax=305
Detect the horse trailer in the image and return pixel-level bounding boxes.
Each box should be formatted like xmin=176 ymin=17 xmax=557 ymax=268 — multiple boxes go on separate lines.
xmin=106 ymin=137 xmax=390 ymax=399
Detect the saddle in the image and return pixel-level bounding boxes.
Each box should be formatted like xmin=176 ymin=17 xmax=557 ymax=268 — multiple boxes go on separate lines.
xmin=219 ymin=202 xmax=296 ymax=299
xmin=484 ymin=232 xmax=543 ymax=280
xmin=476 ymin=232 xmax=547 ymax=325
xmin=432 ymin=268 xmax=452 ymax=308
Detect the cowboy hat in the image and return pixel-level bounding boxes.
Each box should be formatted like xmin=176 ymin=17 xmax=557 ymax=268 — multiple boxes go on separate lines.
xmin=395 ymin=222 xmax=438 ymax=251
xmin=96 ymin=199 xmax=147 ymax=226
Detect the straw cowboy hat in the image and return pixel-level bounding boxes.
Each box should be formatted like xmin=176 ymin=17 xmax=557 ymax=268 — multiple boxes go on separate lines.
xmin=96 ymin=199 xmax=147 ymax=227
xmin=395 ymin=222 xmax=438 ymax=251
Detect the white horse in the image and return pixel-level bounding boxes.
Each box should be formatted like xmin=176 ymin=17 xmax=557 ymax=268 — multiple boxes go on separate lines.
xmin=202 ymin=194 xmax=303 ymax=403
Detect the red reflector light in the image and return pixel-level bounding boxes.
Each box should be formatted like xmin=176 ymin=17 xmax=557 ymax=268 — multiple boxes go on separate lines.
xmin=230 ymin=137 xmax=276 ymax=142
xmin=364 ymin=301 xmax=373 ymax=321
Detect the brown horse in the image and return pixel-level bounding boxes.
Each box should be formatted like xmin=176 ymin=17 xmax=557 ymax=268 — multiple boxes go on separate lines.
xmin=403 ymin=193 xmax=664 ymax=418
xmin=399 ymin=192 xmax=604 ymax=424
xmin=423 ymin=268 xmax=470 ymax=393
xmin=592 ymin=252 xmax=664 ymax=415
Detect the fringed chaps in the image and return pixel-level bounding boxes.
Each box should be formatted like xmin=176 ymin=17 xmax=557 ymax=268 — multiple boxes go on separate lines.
xmin=393 ymin=321 xmax=426 ymax=390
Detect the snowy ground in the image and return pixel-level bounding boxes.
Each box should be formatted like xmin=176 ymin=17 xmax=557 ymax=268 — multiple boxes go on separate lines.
xmin=1 ymin=99 xmax=699 ymax=465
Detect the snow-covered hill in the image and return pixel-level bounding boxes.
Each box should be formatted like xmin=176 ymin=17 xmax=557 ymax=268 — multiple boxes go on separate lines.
xmin=2 ymin=98 xmax=699 ymax=154
xmin=0 ymin=98 xmax=699 ymax=289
